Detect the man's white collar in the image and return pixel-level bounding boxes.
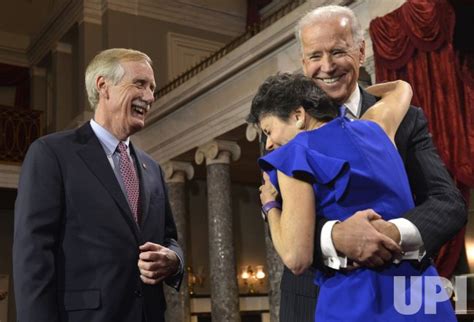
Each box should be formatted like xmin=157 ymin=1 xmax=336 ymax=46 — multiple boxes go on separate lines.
xmin=344 ymin=86 xmax=361 ymax=118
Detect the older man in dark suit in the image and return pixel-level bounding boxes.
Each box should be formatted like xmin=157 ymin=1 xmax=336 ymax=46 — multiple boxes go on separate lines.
xmin=277 ymin=5 xmax=466 ymax=321
xmin=13 ymin=48 xmax=183 ymax=322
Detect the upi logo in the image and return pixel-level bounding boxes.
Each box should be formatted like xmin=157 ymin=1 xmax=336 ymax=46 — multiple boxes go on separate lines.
xmin=393 ymin=275 xmax=467 ymax=314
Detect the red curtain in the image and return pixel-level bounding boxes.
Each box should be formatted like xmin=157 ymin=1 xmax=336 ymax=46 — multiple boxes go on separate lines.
xmin=0 ymin=63 xmax=30 ymax=108
xmin=369 ymin=0 xmax=473 ymax=278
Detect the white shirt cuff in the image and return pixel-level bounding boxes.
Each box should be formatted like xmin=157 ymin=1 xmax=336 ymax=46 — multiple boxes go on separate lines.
xmin=321 ymin=220 xmax=347 ymax=269
xmin=389 ymin=218 xmax=426 ymax=261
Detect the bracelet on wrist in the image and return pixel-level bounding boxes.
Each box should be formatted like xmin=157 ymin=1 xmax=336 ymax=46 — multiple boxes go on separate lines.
xmin=261 ymin=200 xmax=282 ymax=222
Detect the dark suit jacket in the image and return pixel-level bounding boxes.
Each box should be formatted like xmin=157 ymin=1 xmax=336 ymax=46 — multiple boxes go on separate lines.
xmin=13 ymin=122 xmax=184 ymax=322
xmin=279 ymin=88 xmax=466 ymax=321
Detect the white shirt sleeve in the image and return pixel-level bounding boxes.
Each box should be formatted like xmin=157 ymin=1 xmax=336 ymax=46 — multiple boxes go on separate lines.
xmin=389 ymin=218 xmax=426 ymax=261
xmin=321 ymin=220 xmax=348 ymax=269
xmin=321 ymin=218 xmax=426 ymax=270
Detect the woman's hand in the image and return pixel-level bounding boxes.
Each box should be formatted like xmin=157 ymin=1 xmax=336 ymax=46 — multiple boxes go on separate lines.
xmin=259 ymin=172 xmax=279 ymax=205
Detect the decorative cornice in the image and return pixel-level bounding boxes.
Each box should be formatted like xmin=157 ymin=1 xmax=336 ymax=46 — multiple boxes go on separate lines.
xmin=167 ymin=32 xmax=223 ymax=81
xmin=0 ymin=31 xmax=30 ymax=66
xmin=162 ymin=161 xmax=194 ymax=183
xmin=28 ymin=0 xmax=82 ymax=65
xmin=0 ymin=164 xmax=21 ymax=189
xmin=83 ymin=0 xmax=102 ymax=25
xmin=105 ymin=0 xmax=245 ymax=37
xmin=195 ymin=140 xmax=241 ymax=166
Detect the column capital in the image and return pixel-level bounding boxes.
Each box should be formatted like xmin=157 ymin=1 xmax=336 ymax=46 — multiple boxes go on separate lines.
xmin=195 ymin=139 xmax=241 ymax=166
xmin=245 ymin=123 xmax=261 ymax=142
xmin=162 ymin=161 xmax=194 ymax=183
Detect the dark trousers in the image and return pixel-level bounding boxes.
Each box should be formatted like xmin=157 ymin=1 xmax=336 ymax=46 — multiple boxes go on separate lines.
xmin=279 ymin=268 xmax=318 ymax=322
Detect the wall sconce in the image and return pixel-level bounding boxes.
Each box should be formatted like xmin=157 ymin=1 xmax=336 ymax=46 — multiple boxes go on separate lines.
xmin=466 ymin=241 xmax=474 ymax=272
xmin=240 ymin=265 xmax=266 ymax=294
xmin=187 ymin=266 xmax=205 ymax=295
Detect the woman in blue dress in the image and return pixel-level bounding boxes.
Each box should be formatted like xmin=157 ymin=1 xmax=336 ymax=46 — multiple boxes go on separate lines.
xmin=247 ymin=73 xmax=456 ymax=321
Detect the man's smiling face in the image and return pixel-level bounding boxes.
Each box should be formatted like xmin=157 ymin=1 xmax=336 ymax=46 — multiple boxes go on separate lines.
xmin=301 ymin=15 xmax=365 ymax=104
xmin=101 ymin=59 xmax=156 ymax=139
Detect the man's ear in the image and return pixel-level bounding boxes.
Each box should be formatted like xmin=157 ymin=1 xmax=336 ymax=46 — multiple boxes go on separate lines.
xmin=301 ymin=57 xmax=309 ymax=76
xmin=96 ymin=76 xmax=109 ymax=99
xmin=358 ymin=40 xmax=366 ymax=65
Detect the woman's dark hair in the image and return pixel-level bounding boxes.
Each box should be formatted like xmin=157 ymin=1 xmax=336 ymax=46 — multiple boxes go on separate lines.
xmin=246 ymin=72 xmax=339 ymax=124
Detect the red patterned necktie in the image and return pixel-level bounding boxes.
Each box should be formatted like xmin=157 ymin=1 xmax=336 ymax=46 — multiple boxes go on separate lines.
xmin=117 ymin=142 xmax=140 ymax=223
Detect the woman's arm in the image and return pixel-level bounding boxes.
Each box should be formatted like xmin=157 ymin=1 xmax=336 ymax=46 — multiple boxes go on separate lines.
xmin=361 ymin=80 xmax=413 ymax=142
xmin=260 ymin=171 xmax=315 ymax=275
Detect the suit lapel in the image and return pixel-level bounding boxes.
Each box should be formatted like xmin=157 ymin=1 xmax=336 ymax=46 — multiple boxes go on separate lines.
xmin=76 ymin=122 xmax=140 ymax=239
xmin=359 ymin=86 xmax=378 ymax=116
xmin=131 ymin=144 xmax=151 ymax=227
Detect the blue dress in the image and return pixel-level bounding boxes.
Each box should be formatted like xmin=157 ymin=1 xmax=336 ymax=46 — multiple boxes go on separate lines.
xmin=258 ymin=116 xmax=456 ymax=322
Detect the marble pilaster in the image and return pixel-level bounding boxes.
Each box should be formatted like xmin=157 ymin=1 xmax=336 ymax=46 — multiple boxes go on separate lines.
xmin=195 ymin=140 xmax=241 ymax=322
xmin=162 ymin=161 xmax=194 ymax=322
xmin=51 ymin=42 xmax=74 ymax=132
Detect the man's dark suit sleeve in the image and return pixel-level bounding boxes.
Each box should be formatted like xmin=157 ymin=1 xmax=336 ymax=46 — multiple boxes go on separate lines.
xmin=399 ymin=107 xmax=466 ymax=258
xmin=13 ymin=139 xmax=62 ymax=321
xmin=159 ymin=166 xmax=185 ymax=290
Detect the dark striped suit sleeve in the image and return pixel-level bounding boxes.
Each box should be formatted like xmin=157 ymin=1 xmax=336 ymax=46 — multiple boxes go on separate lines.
xmin=399 ymin=107 xmax=467 ymax=258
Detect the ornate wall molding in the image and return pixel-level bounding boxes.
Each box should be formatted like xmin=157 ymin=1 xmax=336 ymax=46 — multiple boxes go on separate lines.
xmin=0 ymin=164 xmax=21 ymax=189
xmin=167 ymin=32 xmax=223 ymax=81
xmin=83 ymin=0 xmax=102 ymax=25
xmin=0 ymin=31 xmax=30 ymax=66
xmin=28 ymin=0 xmax=82 ymax=65
xmin=105 ymin=0 xmax=245 ymax=37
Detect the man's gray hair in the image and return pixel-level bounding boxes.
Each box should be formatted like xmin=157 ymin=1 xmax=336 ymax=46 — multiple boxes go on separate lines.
xmin=85 ymin=48 xmax=153 ymax=110
xmin=295 ymin=5 xmax=364 ymax=55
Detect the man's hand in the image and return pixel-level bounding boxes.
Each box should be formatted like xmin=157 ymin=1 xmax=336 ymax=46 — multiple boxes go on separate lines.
xmin=371 ymin=219 xmax=401 ymax=244
xmin=332 ymin=209 xmax=402 ymax=267
xmin=138 ymin=242 xmax=180 ymax=285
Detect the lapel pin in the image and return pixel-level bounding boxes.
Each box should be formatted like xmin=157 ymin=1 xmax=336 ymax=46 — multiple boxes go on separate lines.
xmin=142 ymin=163 xmax=147 ymax=169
